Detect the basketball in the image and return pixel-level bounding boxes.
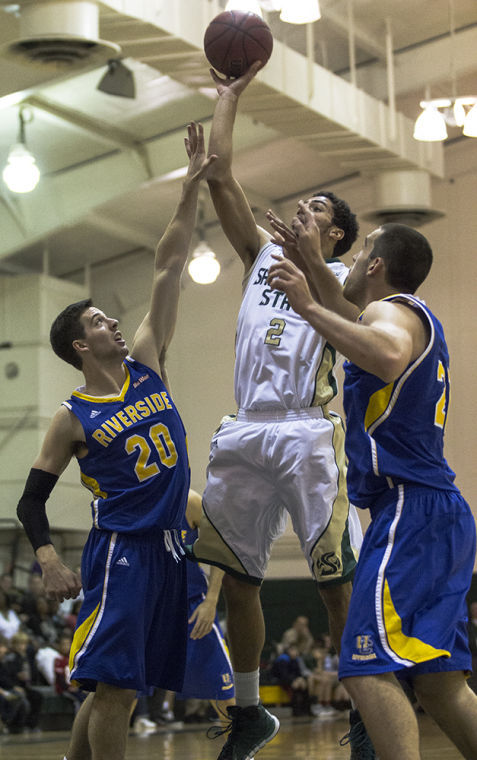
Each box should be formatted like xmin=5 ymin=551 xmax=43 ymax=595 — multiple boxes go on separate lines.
xmin=204 ymin=10 xmax=273 ymax=78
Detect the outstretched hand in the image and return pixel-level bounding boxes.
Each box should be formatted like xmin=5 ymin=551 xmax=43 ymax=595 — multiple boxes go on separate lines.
xmin=266 ymin=209 xmax=301 ymax=264
xmin=209 ymin=59 xmax=263 ymax=98
xmin=290 ymin=200 xmax=323 ymax=261
xmin=184 ymin=121 xmax=217 ymax=182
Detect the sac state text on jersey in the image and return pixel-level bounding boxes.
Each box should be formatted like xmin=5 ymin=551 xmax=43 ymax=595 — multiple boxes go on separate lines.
xmin=253 ymin=266 xmax=291 ymax=311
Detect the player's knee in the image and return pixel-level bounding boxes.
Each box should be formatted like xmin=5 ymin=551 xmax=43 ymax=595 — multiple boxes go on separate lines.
xmin=94 ymin=683 xmax=137 ymax=709
xmin=222 ymin=573 xmax=260 ymax=603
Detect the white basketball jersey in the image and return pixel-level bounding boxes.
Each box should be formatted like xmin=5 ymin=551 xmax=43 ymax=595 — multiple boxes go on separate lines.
xmin=234 ymin=241 xmax=349 ymax=411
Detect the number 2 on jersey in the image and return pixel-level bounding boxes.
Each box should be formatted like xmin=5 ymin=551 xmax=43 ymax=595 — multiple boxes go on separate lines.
xmin=265 ymin=318 xmax=286 ymax=346
xmin=125 ymin=423 xmax=178 ymax=482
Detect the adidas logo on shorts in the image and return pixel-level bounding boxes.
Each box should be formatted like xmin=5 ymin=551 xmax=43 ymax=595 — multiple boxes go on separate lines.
xmin=116 ymin=556 xmax=130 ymax=567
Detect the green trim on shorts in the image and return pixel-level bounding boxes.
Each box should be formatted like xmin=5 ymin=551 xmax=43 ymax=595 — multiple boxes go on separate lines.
xmin=316 ymin=567 xmax=355 ymax=589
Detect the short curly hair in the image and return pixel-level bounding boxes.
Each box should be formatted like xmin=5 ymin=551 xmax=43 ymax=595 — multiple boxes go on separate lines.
xmin=311 ymin=190 xmax=359 ymax=256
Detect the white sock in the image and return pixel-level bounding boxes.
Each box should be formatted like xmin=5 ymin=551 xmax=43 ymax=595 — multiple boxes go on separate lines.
xmin=234 ymin=669 xmax=260 ymax=708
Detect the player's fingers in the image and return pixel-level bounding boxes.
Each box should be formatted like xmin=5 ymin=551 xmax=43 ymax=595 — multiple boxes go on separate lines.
xmin=270 ymin=232 xmax=285 ymax=246
xmin=210 ymin=67 xmax=226 ymax=85
xmin=248 ymin=60 xmax=263 ymax=77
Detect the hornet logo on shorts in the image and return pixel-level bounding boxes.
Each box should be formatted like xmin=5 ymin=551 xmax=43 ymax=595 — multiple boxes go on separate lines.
xmin=316 ymin=552 xmax=341 ymax=576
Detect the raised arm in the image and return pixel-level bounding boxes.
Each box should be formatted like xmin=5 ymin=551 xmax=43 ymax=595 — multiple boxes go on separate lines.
xmin=267 ymin=257 xmax=424 ymax=382
xmin=206 ymin=64 xmax=270 ymax=270
xmin=16 ymin=406 xmax=83 ymax=601
xmin=131 ymin=123 xmax=216 ymax=378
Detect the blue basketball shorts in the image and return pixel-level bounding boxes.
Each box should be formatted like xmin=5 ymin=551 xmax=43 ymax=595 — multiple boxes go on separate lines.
xmin=175 ymin=592 xmax=234 ymax=701
xmin=70 ymin=528 xmax=188 ymax=692
xmin=339 ymin=484 xmax=475 ymax=681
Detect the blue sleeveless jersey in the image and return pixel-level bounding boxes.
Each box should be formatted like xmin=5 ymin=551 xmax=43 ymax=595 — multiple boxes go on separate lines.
xmin=63 ymin=356 xmax=190 ymax=533
xmin=343 ymin=294 xmax=457 ymax=508
xmin=181 ymin=524 xmax=208 ymax=600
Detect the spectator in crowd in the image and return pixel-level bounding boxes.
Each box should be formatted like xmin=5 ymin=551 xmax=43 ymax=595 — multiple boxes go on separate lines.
xmin=2 ymin=576 xmax=23 ymax=617
xmin=24 ymin=595 xmax=63 ymax=646
xmin=4 ymin=631 xmax=43 ymax=731
xmin=54 ymin=631 xmax=88 ymax=714
xmin=279 ymin=616 xmax=315 ymax=657
xmin=36 ymin=638 xmax=61 ymax=687
xmin=271 ymin=644 xmax=311 ymax=717
xmin=0 ymin=573 xmax=21 ymax=610
xmin=19 ymin=573 xmax=45 ymax=620
xmin=0 ymin=574 xmax=14 ymax=595
xmin=307 ymin=636 xmax=350 ymax=717
xmin=0 ymin=634 xmax=28 ymax=733
xmin=0 ymin=589 xmax=21 ymax=641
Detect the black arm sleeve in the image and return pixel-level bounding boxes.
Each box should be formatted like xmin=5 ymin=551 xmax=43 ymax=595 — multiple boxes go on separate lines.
xmin=16 ymin=468 xmax=59 ymax=552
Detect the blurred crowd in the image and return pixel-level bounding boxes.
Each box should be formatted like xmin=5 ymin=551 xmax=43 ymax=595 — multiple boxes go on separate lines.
xmin=263 ymin=615 xmax=351 ymax=718
xmin=3 ymin=570 xmax=477 ymax=736
xmin=0 ymin=569 xmax=86 ymax=734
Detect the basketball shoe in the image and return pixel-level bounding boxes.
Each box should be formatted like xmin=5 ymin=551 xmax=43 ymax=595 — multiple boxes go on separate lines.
xmin=340 ymin=708 xmax=376 ymax=759
xmin=213 ymin=704 xmax=279 ymax=760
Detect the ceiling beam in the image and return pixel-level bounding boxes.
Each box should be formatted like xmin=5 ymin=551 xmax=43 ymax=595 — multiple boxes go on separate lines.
xmin=356 ymin=25 xmax=477 ymax=101
xmin=0 ymin=112 xmax=276 ymax=261
xmin=322 ymin=5 xmax=387 ymax=63
xmin=97 ymin=0 xmax=443 ymax=178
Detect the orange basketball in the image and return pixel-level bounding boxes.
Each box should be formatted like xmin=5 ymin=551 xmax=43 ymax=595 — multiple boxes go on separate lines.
xmin=204 ymin=10 xmax=273 ymax=78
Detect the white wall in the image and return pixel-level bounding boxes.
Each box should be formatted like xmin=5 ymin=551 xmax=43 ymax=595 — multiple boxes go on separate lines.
xmin=0 ymin=274 xmax=92 ymax=541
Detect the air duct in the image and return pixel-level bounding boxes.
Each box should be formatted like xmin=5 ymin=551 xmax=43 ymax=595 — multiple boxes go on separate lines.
xmin=1 ymin=1 xmax=120 ymax=71
xmin=361 ymin=170 xmax=445 ymax=228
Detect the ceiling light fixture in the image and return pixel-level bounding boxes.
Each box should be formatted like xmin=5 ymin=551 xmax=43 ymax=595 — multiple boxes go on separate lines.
xmin=413 ymin=97 xmax=477 ymax=141
xmin=188 ymin=241 xmax=221 ymax=285
xmin=225 ymin=0 xmax=263 ymax=16
xmin=188 ymin=201 xmax=221 ymax=285
xmin=279 ymin=0 xmax=321 ymax=24
xmin=2 ymin=106 xmax=40 ymax=193
xmin=97 ymin=59 xmax=136 ymax=98
xmin=414 ymin=0 xmax=477 ymax=142
xmin=462 ymin=103 xmax=477 ymax=137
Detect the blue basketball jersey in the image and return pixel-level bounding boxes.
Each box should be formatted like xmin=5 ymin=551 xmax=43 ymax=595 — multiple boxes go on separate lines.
xmin=343 ymin=294 xmax=457 ymax=508
xmin=63 ymin=356 xmax=190 ymax=533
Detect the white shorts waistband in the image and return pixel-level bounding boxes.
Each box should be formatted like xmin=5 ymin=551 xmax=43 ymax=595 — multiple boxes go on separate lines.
xmin=236 ymin=407 xmax=324 ymax=423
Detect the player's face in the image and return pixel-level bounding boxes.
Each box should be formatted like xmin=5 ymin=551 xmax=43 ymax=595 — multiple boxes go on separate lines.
xmin=297 ymin=195 xmax=335 ymax=233
xmin=344 ymin=228 xmax=383 ymax=304
xmin=79 ymin=307 xmax=129 ymax=362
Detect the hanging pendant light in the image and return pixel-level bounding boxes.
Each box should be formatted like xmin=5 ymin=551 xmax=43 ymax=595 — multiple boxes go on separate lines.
xmin=225 ymin=0 xmax=263 ymax=16
xmin=280 ymin=0 xmax=321 ymax=24
xmin=413 ymin=105 xmax=448 ymax=142
xmin=463 ymin=104 xmax=477 ymax=137
xmin=188 ymin=241 xmax=221 ymax=284
xmin=2 ymin=107 xmax=40 ymax=193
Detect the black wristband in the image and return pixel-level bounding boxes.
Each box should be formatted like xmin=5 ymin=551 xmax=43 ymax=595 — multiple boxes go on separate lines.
xmin=17 ymin=468 xmax=58 ymax=552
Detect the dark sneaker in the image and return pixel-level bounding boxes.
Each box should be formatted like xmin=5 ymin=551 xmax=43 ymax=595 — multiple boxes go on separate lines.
xmin=211 ymin=704 xmax=280 ymax=760
xmin=340 ymin=708 xmax=376 ymax=759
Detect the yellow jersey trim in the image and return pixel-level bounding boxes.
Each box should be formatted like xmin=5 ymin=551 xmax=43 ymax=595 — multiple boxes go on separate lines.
xmin=72 ymin=366 xmax=131 ymax=403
